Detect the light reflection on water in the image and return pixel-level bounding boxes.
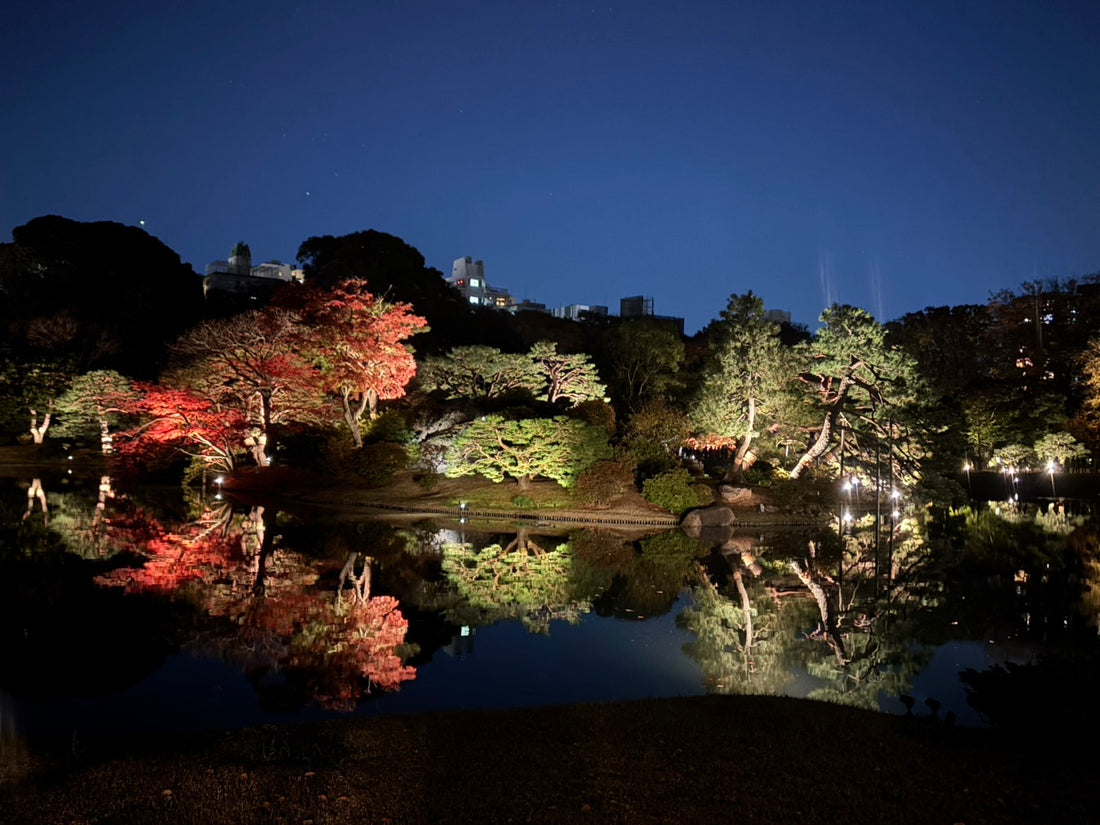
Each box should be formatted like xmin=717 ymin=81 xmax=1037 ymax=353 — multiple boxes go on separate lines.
xmin=3 ymin=475 xmax=1099 ymax=740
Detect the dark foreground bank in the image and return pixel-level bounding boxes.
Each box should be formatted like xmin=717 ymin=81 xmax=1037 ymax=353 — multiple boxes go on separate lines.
xmin=0 ymin=695 xmax=1090 ymax=825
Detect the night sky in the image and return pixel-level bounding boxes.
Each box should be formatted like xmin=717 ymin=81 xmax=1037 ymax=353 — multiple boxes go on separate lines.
xmin=3 ymin=1 xmax=1098 ymax=333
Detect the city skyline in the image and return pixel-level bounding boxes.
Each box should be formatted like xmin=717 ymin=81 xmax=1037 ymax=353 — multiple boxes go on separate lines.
xmin=3 ymin=1 xmax=1099 ymax=333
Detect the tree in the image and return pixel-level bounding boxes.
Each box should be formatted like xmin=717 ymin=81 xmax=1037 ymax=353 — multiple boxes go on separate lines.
xmin=622 ymin=398 xmax=692 ymax=477
xmin=419 ymin=346 xmax=542 ymax=401
xmin=691 ymin=292 xmax=797 ymax=478
xmin=444 ymin=415 xmax=611 ymax=489
xmin=601 ymin=319 xmax=684 ymax=412
xmin=527 ymin=341 xmax=607 ymax=407
xmin=165 ymin=309 xmax=324 ymax=465
xmin=294 ymin=280 xmax=427 ymax=448
xmin=442 ymin=539 xmax=608 ymax=634
xmin=7 ymin=356 xmax=73 ymax=444
xmin=991 ymin=443 xmax=1035 ymax=471
xmin=53 ymin=370 xmax=137 ymax=453
xmin=0 ymin=215 xmax=204 ymax=379
xmin=114 ymin=384 xmax=251 ymax=475
xmin=787 ymin=305 xmax=926 ymax=481
xmin=296 ymin=229 xmax=471 ymax=351
xmin=1033 ymin=432 xmax=1088 ymax=468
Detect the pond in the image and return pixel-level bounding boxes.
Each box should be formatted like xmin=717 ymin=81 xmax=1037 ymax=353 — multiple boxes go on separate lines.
xmin=3 ymin=470 xmax=1099 ymax=743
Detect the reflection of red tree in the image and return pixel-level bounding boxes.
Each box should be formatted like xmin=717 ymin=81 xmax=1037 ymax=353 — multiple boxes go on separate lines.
xmin=95 ymin=510 xmax=415 ymax=709
xmin=292 ymin=595 xmax=416 ymax=711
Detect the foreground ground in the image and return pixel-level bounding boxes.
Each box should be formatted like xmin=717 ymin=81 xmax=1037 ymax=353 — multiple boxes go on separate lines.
xmin=0 ymin=695 xmax=1091 ymax=825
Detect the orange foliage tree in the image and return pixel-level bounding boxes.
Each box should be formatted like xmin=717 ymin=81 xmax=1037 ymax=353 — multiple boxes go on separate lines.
xmin=293 ymin=280 xmax=427 ymax=448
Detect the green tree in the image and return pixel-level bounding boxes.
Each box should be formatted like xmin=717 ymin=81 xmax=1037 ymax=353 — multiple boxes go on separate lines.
xmin=527 ymin=341 xmax=607 ymax=406
xmin=442 ymin=537 xmax=610 ymax=634
xmin=1033 ymin=432 xmax=1088 ymax=468
xmin=992 ymin=443 xmax=1035 ymax=471
xmin=602 ymin=319 xmax=684 ymax=412
xmin=788 ymin=305 xmax=926 ymax=481
xmin=444 ymin=415 xmax=611 ymax=489
xmin=419 ymin=346 xmax=542 ymax=401
xmin=691 ymin=292 xmax=797 ymax=479
xmin=53 ymin=370 xmax=137 ymax=454
xmin=622 ymin=398 xmax=692 ymax=477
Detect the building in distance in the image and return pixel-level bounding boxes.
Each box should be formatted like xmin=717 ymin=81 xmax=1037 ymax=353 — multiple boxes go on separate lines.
xmin=203 ymin=242 xmax=303 ymax=299
xmin=447 ymin=257 xmax=513 ymax=309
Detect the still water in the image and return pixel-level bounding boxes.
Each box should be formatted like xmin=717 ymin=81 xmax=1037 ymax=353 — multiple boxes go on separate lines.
xmin=3 ymin=472 xmax=1098 ymax=740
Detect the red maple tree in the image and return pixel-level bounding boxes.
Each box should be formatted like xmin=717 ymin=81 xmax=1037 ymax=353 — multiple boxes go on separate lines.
xmin=112 ymin=383 xmax=251 ymax=475
xmin=294 ymin=280 xmax=427 ymax=447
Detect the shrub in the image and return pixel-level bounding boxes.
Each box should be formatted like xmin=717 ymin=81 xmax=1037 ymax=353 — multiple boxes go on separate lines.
xmin=321 ymin=436 xmax=408 ymax=485
xmin=364 ymin=410 xmax=411 ymax=445
xmin=573 ymin=459 xmax=636 ymax=508
xmin=512 ymin=495 xmax=535 ymax=509
xmin=567 ymin=399 xmax=617 ymax=436
xmin=641 ymin=468 xmax=712 ymax=515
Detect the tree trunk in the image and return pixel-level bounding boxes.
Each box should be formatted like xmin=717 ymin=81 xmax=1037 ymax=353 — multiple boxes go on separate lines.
xmin=23 ymin=478 xmax=48 ymax=524
xmin=97 ymin=407 xmax=113 ymax=454
xmin=29 ymin=409 xmax=51 ymax=445
xmin=336 ymin=552 xmax=373 ymax=604
xmin=791 ymin=555 xmax=847 ymax=665
xmin=733 ymin=568 xmax=754 ymax=654
xmin=731 ymin=395 xmax=757 ymax=477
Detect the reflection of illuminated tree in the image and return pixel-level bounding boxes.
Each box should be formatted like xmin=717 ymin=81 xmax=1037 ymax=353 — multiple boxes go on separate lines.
xmin=787 ymin=536 xmax=929 ymax=711
xmin=95 ymin=505 xmax=415 ymax=709
xmin=442 ymin=535 xmax=611 ymax=634
xmin=679 ymin=565 xmax=794 ymax=695
xmin=22 ymin=478 xmax=47 ymax=525
xmin=37 ymin=476 xmax=121 ymax=559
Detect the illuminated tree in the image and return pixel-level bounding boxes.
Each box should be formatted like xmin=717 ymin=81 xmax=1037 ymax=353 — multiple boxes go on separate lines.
xmin=296 ymin=280 xmax=427 ymax=447
xmin=442 ymin=537 xmax=610 ymax=634
xmin=691 ymin=292 xmax=796 ymax=478
xmin=0 ymin=355 xmax=74 ymax=444
xmin=419 ymin=345 xmax=541 ymax=400
xmin=991 ymin=442 xmax=1035 ymax=470
xmin=53 ymin=370 xmax=137 ymax=453
xmin=679 ymin=571 xmax=793 ymax=696
xmin=444 ymin=415 xmax=611 ymax=489
xmin=114 ymin=383 xmax=251 ymax=475
xmin=788 ymin=305 xmax=926 ymax=480
xmin=166 ymin=309 xmax=324 ymax=465
xmin=95 ymin=505 xmax=415 ymax=711
xmin=1033 ymin=432 xmax=1087 ymax=468
xmin=527 ymin=341 xmax=606 ymax=406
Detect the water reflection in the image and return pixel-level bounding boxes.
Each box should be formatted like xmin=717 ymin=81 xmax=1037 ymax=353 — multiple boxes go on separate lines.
xmin=3 ymin=475 xmax=1100 ymax=736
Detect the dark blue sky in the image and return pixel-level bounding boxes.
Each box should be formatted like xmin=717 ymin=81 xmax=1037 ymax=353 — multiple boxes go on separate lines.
xmin=3 ymin=1 xmax=1098 ymax=333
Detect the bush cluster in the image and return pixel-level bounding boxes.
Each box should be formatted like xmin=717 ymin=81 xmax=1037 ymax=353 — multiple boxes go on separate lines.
xmin=641 ymin=468 xmax=712 ymax=515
